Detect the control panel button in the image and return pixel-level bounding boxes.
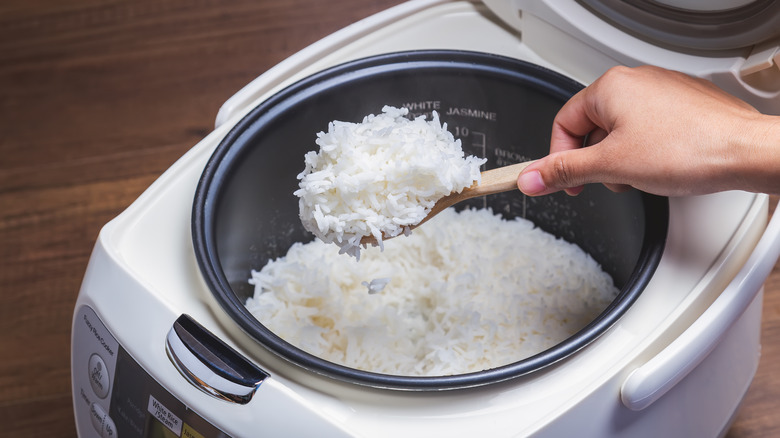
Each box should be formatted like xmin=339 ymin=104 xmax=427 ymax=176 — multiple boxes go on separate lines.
xmin=89 ymin=403 xmax=106 ymax=435
xmin=88 ymin=353 xmax=111 ymax=399
xmin=90 ymin=403 xmax=118 ymax=438
xmin=102 ymin=414 xmax=117 ymax=438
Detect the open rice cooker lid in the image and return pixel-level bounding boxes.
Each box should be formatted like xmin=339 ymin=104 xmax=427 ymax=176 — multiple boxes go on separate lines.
xmin=192 ymin=50 xmax=669 ymax=391
xmin=575 ymin=0 xmax=780 ymax=51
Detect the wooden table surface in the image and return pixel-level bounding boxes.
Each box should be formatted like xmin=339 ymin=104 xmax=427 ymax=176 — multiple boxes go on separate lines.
xmin=1 ymin=0 xmax=778 ymax=436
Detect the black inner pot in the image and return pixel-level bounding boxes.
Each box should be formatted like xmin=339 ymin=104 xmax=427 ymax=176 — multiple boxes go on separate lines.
xmin=192 ymin=50 xmax=669 ymax=390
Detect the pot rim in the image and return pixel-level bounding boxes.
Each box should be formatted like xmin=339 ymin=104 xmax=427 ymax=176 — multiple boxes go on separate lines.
xmin=192 ymin=50 xmax=669 ymax=391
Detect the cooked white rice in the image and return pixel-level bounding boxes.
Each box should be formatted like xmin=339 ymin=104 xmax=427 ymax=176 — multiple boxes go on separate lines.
xmin=294 ymin=106 xmax=486 ymax=259
xmin=246 ymin=208 xmax=618 ymax=377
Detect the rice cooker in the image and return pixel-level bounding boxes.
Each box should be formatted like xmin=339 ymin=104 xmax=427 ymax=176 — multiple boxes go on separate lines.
xmin=71 ymin=1 xmax=780 ymax=437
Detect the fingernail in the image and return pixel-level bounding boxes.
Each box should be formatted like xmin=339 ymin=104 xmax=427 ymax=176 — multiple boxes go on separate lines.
xmin=518 ymin=170 xmax=546 ymax=195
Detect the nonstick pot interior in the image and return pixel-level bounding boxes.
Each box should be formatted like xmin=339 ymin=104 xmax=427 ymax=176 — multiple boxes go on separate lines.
xmin=192 ymin=50 xmax=668 ymax=390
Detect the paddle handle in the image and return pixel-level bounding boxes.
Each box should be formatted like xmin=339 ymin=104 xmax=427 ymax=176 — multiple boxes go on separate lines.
xmin=419 ymin=160 xmax=535 ymax=227
xmin=361 ymin=160 xmax=536 ymax=244
xmin=472 ymin=160 xmax=536 ymax=196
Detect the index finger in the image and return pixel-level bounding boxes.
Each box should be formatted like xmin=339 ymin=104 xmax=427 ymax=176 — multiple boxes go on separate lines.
xmin=550 ymin=87 xmax=600 ymax=155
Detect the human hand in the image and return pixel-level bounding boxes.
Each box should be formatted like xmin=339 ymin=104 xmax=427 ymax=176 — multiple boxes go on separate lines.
xmin=517 ymin=65 xmax=780 ymax=197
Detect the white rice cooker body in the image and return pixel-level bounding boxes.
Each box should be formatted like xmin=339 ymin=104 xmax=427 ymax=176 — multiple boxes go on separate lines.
xmin=72 ymin=1 xmax=780 ymax=437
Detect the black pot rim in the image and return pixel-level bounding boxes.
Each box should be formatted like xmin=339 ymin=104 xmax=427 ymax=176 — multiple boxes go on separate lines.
xmin=192 ymin=49 xmax=669 ymax=391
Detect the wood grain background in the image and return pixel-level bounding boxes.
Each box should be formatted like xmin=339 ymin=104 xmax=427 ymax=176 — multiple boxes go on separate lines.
xmin=0 ymin=0 xmax=777 ymax=436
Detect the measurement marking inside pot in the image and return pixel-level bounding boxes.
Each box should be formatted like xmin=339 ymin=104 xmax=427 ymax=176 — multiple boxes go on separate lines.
xmin=472 ymin=131 xmax=488 ymax=210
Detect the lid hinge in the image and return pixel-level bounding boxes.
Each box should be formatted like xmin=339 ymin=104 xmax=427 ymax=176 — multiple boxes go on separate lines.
xmin=740 ymin=40 xmax=780 ymax=78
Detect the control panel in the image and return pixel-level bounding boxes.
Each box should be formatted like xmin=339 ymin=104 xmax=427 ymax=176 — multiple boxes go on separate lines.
xmin=72 ymin=305 xmax=230 ymax=437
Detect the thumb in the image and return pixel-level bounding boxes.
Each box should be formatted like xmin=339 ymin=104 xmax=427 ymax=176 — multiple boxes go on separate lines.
xmin=518 ymin=148 xmax=604 ymax=196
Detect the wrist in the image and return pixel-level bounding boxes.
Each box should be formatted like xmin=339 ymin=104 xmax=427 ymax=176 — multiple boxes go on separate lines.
xmin=728 ymin=113 xmax=780 ymax=194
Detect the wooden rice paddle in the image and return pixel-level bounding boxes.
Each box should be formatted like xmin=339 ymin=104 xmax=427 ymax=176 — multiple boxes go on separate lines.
xmin=360 ymin=160 xmax=535 ymax=245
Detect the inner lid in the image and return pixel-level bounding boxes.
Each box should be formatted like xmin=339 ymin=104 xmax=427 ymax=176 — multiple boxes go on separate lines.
xmin=576 ymin=0 xmax=780 ymax=51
